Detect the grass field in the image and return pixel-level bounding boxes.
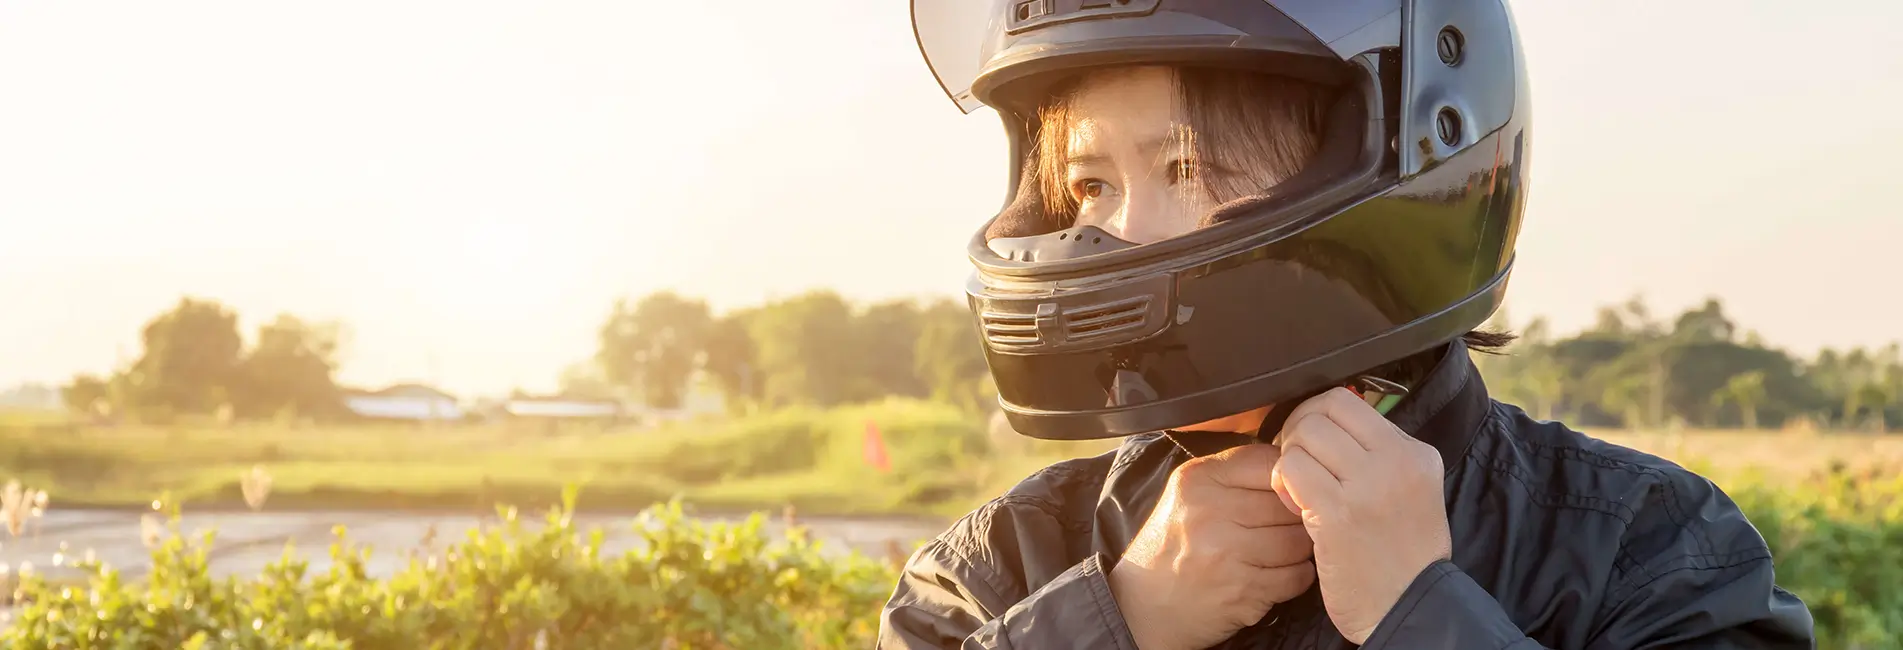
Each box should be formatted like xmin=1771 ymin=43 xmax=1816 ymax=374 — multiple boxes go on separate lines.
xmin=1 ymin=403 xmax=1897 ymax=519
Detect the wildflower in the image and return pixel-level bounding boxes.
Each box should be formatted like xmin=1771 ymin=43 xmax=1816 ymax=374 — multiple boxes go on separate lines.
xmin=140 ymin=514 xmax=163 ymax=548
xmin=241 ymin=465 xmax=273 ymax=512
xmin=2 ymin=481 xmax=23 ymax=537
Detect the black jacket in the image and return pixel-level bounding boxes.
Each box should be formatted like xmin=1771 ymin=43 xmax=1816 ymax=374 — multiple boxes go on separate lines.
xmin=878 ymin=342 xmax=1815 ymax=649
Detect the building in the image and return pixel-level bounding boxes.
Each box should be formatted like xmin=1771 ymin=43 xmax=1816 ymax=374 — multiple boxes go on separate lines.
xmin=494 ymin=395 xmax=626 ymax=421
xmin=340 ymin=383 xmax=464 ymax=422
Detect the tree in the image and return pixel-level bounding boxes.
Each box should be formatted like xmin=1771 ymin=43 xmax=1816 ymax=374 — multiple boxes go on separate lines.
xmin=852 ymin=299 xmax=930 ymax=402
xmin=595 ymin=292 xmax=713 ymax=409
xmin=701 ymin=309 xmax=761 ymax=411
xmin=914 ymin=299 xmax=993 ymax=413
xmin=747 ymin=291 xmax=860 ymax=407
xmin=1672 ymin=297 xmax=1736 ymax=343
xmin=1711 ymin=370 xmax=1768 ymax=430
xmin=229 ymin=315 xmax=346 ymax=421
xmin=122 ymin=297 xmax=245 ymax=418
xmin=557 ymin=361 xmax=619 ymax=401
xmin=61 ymin=374 xmax=111 ymax=417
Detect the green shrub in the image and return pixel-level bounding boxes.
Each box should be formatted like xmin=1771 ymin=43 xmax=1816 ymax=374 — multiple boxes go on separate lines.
xmin=1 ymin=488 xmax=900 ymax=649
xmin=1729 ymin=463 xmax=1903 ymax=650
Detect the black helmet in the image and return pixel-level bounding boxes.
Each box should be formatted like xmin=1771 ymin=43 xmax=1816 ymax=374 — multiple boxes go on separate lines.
xmin=913 ymin=0 xmax=1530 ymax=440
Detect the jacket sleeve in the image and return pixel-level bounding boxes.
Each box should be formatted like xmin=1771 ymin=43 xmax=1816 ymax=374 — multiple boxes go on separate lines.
xmin=877 ymin=540 xmax=1140 ymax=650
xmin=1360 ymin=462 xmax=1815 ymax=650
xmin=1358 ymin=557 xmax=1811 ymax=650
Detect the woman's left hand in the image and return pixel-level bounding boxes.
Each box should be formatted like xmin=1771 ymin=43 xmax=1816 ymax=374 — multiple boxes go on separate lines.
xmin=1269 ymin=387 xmax=1454 ymax=645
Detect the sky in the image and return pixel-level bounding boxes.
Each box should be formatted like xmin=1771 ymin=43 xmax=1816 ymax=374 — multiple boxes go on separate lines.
xmin=1 ymin=0 xmax=1900 ymax=398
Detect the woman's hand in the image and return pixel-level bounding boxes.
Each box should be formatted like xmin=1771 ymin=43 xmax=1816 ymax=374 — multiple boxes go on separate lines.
xmin=1109 ymin=443 xmax=1317 ymax=650
xmin=1270 ymin=387 xmax=1454 ymax=645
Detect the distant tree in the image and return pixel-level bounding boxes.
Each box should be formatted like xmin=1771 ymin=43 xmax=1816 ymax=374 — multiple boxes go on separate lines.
xmin=1671 ymin=297 xmax=1737 ymax=343
xmin=229 ymin=315 xmax=346 ymax=421
xmin=122 ymin=297 xmax=245 ymax=418
xmin=60 ymin=374 xmax=111 ymax=417
xmin=747 ymin=291 xmax=859 ymax=407
xmin=914 ymin=299 xmax=993 ymax=413
xmin=595 ymin=292 xmax=712 ymax=409
xmin=1711 ymin=370 xmax=1768 ymax=430
xmin=557 ymin=360 xmax=619 ymax=401
xmin=701 ymin=309 xmax=761 ymax=411
xmin=852 ymin=299 xmax=930 ymax=401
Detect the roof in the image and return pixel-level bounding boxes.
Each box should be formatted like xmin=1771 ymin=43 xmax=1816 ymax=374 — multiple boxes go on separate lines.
xmin=339 ymin=383 xmax=459 ymax=402
xmin=343 ymin=393 xmax=464 ymax=421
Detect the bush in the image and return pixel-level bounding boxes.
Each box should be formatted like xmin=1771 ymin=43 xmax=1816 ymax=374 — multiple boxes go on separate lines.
xmin=1 ymin=488 xmax=900 ymax=649
xmin=1729 ymin=463 xmax=1903 ymax=650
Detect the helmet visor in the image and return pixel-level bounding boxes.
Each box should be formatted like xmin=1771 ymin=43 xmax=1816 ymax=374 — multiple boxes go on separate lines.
xmin=911 ymin=0 xmax=1402 ymax=114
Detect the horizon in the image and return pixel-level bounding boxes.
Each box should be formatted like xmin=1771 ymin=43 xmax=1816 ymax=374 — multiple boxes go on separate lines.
xmin=4 ymin=0 xmax=1901 ymax=397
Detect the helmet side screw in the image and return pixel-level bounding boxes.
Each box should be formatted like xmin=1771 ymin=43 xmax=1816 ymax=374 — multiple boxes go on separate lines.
xmin=1436 ymin=107 xmax=1462 ymax=146
xmin=1437 ymin=26 xmax=1464 ymax=66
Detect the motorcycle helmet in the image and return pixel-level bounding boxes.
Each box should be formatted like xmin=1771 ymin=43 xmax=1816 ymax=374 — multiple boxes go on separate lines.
xmin=911 ymin=0 xmax=1530 ymax=440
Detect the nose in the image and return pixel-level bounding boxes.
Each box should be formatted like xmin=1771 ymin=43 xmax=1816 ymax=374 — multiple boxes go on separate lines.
xmin=1108 ymin=179 xmax=1194 ymax=245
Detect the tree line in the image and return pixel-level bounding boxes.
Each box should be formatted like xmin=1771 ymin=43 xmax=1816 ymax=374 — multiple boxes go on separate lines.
xmin=54 ymin=292 xmax=1902 ymax=432
xmin=62 ymin=298 xmax=346 ymax=424
xmin=562 ymin=291 xmax=993 ymax=414
xmin=55 ymin=291 xmax=995 ymax=424
xmin=1478 ymin=297 xmax=1900 ymax=432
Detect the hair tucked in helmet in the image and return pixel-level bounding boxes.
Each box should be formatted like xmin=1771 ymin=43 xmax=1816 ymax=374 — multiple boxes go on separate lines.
xmin=984 ymin=65 xmax=1334 ymax=241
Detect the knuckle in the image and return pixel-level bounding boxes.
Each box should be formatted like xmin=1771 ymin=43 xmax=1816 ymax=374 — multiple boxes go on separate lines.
xmin=1174 ymin=456 xmax=1213 ymax=482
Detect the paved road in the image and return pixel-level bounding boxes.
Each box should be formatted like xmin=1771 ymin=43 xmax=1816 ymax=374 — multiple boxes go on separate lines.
xmin=0 ymin=509 xmax=950 ymax=586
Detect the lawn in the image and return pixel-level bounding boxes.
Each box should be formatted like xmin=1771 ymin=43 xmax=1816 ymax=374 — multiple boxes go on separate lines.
xmin=1 ymin=402 xmax=1896 ymax=519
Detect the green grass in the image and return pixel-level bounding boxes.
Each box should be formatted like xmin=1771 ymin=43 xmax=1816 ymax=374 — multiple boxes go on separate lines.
xmin=1 ymin=402 xmax=1896 ymax=520
xmin=0 ymin=400 xmax=1012 ymax=516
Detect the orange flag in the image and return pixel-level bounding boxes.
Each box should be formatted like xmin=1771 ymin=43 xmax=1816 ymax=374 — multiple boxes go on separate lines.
xmin=863 ymin=420 xmax=892 ymax=473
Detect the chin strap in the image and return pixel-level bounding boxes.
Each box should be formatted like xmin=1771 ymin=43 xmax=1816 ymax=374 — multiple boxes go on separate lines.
xmin=1251 ymin=375 xmax=1410 ymax=445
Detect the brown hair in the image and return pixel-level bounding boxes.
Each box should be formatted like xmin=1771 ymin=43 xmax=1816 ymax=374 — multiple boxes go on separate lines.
xmin=1026 ymin=65 xmax=1517 ymax=382
xmin=1031 ymin=66 xmax=1334 ymax=222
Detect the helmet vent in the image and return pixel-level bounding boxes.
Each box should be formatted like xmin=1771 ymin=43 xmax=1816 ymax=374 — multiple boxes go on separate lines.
xmin=979 ymin=295 xmax=1153 ymax=350
xmin=1065 ymin=297 xmax=1150 ymax=340
xmin=979 ymin=311 xmax=1040 ymax=346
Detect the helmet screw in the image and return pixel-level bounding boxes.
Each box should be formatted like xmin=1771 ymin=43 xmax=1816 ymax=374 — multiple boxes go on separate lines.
xmin=1436 ymin=107 xmax=1462 ymax=146
xmin=1437 ymin=26 xmax=1464 ymax=66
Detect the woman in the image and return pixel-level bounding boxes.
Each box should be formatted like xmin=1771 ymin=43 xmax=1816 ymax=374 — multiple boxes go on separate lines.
xmin=882 ymin=1 xmax=1813 ymax=649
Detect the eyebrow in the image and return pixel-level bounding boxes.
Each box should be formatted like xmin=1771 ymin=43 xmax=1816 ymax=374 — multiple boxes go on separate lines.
xmin=1066 ymin=133 xmax=1192 ymax=168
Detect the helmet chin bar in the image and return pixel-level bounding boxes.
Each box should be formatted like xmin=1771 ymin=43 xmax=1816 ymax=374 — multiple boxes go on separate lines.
xmin=986 ymin=224 xmax=1141 ymax=263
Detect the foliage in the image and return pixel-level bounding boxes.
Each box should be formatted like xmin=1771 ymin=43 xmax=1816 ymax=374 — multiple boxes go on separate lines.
xmin=1 ymin=490 xmax=899 ymax=649
xmin=913 ymin=299 xmax=995 ymax=414
xmin=700 ymin=308 xmax=762 ymax=413
xmin=1727 ymin=464 xmax=1903 ymax=650
xmin=1478 ymin=295 xmax=1900 ymax=431
xmin=228 ymin=315 xmax=347 ymax=422
xmin=57 ymin=297 xmax=347 ymax=426
xmin=2 ymin=466 xmax=1900 ymax=648
xmin=595 ymin=292 xmax=714 ymax=410
xmin=120 ymin=297 xmax=246 ymax=420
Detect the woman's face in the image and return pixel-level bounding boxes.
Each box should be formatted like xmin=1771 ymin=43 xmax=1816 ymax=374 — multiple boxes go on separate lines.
xmin=1060 ymin=65 xmax=1274 ymax=433
xmin=1060 ymin=66 xmax=1220 ymax=245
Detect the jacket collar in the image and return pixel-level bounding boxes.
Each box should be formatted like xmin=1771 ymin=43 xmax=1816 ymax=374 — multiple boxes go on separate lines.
xmin=1148 ymin=339 xmax=1491 ymax=470
xmin=1093 ymin=340 xmax=1494 ymax=558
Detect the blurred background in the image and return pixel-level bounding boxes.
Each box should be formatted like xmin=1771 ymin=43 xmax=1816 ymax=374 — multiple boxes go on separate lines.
xmin=0 ymin=0 xmax=1898 ymax=648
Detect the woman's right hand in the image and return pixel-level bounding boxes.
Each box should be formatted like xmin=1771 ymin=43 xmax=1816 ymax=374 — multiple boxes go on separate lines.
xmin=1108 ymin=443 xmax=1316 ymax=650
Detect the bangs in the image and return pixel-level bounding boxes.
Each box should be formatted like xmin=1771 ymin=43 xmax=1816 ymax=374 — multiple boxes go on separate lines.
xmin=1028 ymin=66 xmax=1334 ymax=228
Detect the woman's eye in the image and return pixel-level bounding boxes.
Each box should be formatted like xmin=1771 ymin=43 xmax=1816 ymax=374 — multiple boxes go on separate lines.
xmin=1166 ymin=159 xmax=1200 ymax=185
xmin=1073 ymin=179 xmax=1109 ymax=200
